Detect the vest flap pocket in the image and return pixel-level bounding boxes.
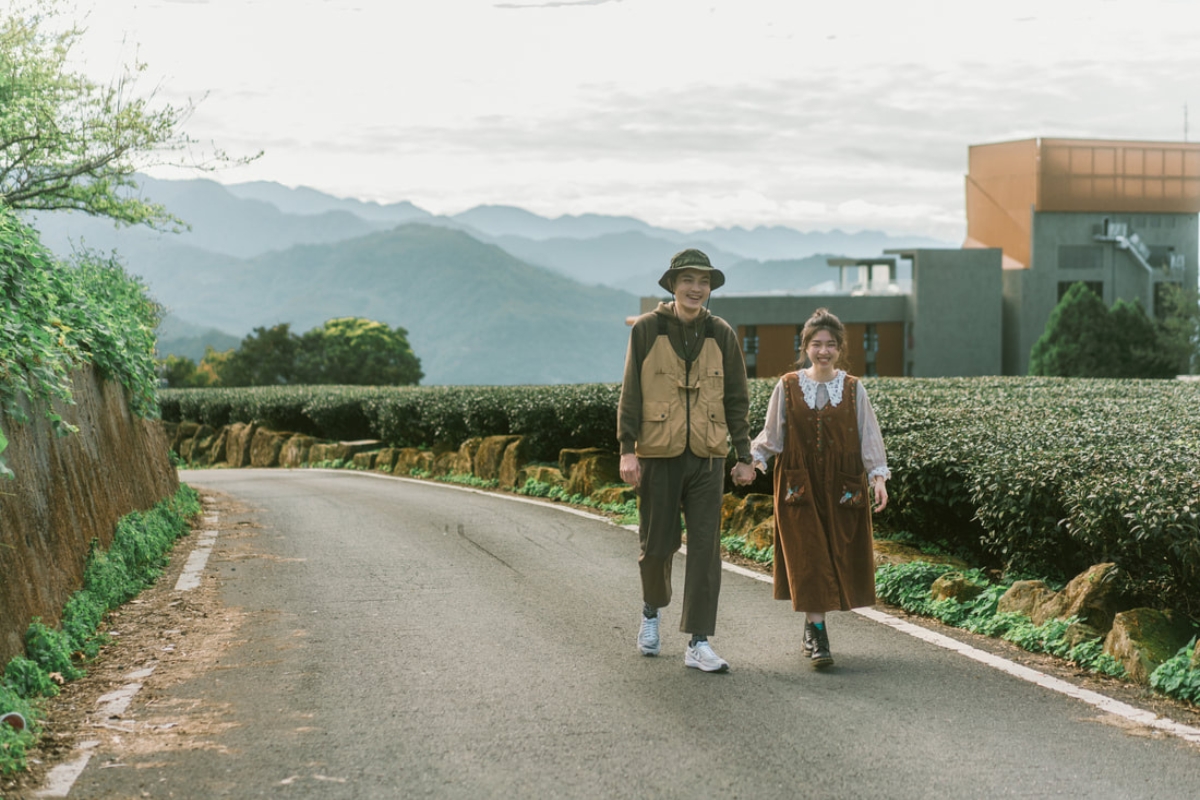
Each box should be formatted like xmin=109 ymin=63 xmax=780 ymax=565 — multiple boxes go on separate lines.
xmin=706 ymin=367 xmax=723 ymax=378
xmin=646 ymin=401 xmax=670 ymax=422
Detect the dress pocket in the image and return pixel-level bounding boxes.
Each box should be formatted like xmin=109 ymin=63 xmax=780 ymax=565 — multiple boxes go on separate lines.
xmin=836 ymin=472 xmax=867 ymax=509
xmin=780 ymin=469 xmax=812 ymax=506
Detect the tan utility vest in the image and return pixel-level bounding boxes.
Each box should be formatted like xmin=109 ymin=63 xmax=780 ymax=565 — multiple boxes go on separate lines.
xmin=635 ymin=314 xmax=730 ymax=459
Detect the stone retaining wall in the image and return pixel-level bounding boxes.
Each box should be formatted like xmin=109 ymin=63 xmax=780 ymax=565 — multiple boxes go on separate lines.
xmin=0 ymin=367 xmax=178 ymax=664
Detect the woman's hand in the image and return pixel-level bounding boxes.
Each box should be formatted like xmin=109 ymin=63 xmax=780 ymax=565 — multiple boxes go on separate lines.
xmin=872 ymin=477 xmax=888 ymax=512
xmin=620 ymin=453 xmax=641 ymax=489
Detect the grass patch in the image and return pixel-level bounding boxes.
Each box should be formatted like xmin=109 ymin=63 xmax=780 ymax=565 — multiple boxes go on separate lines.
xmin=0 ymin=485 xmax=201 ymax=775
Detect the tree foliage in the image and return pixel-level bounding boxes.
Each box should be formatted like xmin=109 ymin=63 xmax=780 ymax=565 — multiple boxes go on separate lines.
xmin=0 ymin=0 xmax=258 ymax=228
xmin=297 ymin=317 xmax=423 ymax=387
xmin=1029 ymin=282 xmax=1180 ymax=379
xmin=164 ymin=317 xmax=423 ymax=388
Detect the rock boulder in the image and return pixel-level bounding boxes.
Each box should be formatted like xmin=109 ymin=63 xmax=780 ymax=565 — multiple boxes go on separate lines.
xmin=1031 ymin=563 xmax=1123 ymax=629
xmin=1103 ymin=608 xmax=1198 ymax=684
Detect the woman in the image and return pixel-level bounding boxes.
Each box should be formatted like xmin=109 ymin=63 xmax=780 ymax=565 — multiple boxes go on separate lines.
xmin=750 ymin=308 xmax=890 ymax=668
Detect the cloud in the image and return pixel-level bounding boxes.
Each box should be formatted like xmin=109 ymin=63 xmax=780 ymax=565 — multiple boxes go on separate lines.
xmin=494 ymin=0 xmax=622 ymax=8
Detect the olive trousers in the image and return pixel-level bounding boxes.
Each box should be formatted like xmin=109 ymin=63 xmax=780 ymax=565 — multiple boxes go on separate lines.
xmin=637 ymin=450 xmax=725 ymax=636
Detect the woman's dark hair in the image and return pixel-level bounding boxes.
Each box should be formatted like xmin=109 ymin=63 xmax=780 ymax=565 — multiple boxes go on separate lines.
xmin=797 ymin=307 xmax=848 ymax=369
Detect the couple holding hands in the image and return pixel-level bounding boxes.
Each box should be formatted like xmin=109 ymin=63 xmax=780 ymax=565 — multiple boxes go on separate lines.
xmin=618 ymin=249 xmax=890 ymax=672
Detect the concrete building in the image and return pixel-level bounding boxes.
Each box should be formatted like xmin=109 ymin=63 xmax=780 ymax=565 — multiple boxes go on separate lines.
xmin=637 ymin=247 xmax=1002 ymax=379
xmin=966 ymin=137 xmax=1200 ymax=375
xmin=638 ymin=137 xmax=1200 ymax=379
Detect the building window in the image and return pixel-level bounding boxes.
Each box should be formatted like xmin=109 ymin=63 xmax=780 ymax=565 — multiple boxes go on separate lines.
xmin=742 ymin=326 xmax=758 ymax=379
xmin=863 ymin=324 xmax=879 ymax=353
xmin=742 ymin=325 xmax=759 ymax=356
xmin=1058 ymin=281 xmax=1103 ymax=303
xmin=1058 ymin=245 xmax=1103 ymax=271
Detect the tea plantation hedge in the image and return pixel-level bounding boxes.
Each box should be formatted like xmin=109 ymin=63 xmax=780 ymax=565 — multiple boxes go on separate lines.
xmin=161 ymin=377 xmax=1200 ymax=615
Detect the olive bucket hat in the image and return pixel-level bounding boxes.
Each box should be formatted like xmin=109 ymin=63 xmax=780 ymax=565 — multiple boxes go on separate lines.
xmin=658 ymin=248 xmax=726 ymax=292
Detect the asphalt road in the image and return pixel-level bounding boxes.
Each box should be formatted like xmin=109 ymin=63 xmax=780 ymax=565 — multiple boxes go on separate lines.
xmin=63 ymin=469 xmax=1199 ymax=799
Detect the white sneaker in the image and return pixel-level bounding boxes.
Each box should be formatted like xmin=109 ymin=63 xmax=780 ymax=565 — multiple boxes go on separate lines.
xmin=684 ymin=640 xmax=730 ymax=672
xmin=638 ymin=612 xmax=661 ymax=656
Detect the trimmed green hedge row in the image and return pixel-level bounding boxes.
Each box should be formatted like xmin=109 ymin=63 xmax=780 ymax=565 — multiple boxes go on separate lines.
xmin=161 ymin=377 xmax=1200 ymax=615
xmin=159 ymin=384 xmax=620 ymax=462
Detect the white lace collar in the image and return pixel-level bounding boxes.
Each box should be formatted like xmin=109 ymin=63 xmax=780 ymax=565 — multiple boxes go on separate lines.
xmin=798 ymin=369 xmax=845 ymax=409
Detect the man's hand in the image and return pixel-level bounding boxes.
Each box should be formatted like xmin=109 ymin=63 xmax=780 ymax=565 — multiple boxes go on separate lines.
xmin=731 ymin=461 xmax=755 ymax=487
xmin=620 ymin=453 xmax=641 ymax=489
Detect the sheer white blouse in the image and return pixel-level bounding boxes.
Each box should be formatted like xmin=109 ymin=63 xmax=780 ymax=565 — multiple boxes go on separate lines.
xmin=750 ymin=370 xmax=891 ymax=482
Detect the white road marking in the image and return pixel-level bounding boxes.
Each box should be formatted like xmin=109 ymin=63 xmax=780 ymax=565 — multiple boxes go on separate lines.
xmin=34 ymin=741 xmax=100 ymax=798
xmin=174 ymin=509 xmax=220 ymax=591
xmin=329 ymin=469 xmax=1200 ymax=748
xmin=95 ymin=683 xmax=143 ymax=719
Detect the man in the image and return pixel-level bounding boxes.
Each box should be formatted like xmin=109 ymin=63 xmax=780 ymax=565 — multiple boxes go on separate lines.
xmin=618 ymin=248 xmax=756 ymax=673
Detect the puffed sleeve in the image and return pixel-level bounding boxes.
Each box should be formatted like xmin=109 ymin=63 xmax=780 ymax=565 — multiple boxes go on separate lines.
xmin=750 ymin=378 xmax=787 ymax=472
xmin=856 ymin=381 xmax=890 ymax=481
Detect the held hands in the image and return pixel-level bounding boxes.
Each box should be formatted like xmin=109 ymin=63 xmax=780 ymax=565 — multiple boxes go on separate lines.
xmin=619 ymin=453 xmax=641 ymax=489
xmin=730 ymin=461 xmax=756 ymax=487
xmin=872 ymin=477 xmax=888 ymax=512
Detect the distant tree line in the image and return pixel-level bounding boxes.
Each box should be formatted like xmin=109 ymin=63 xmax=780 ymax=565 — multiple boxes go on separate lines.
xmin=1029 ymin=282 xmax=1199 ymax=378
xmin=161 ymin=317 xmax=423 ymax=388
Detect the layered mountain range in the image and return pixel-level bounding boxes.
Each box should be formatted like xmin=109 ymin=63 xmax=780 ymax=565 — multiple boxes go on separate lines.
xmin=28 ymin=177 xmax=948 ymax=384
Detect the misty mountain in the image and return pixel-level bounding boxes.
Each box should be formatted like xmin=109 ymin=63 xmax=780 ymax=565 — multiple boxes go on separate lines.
xmin=490 ymin=231 xmax=742 ymax=293
xmin=696 ymin=225 xmax=953 ymax=261
xmin=134 ymin=224 xmax=635 ymax=385
xmin=225 ymin=181 xmax=434 ymax=224
xmin=29 ymin=176 xmax=393 ymax=259
xmin=157 ymin=316 xmax=241 ymax=363
xmin=25 ymin=175 xmax=949 ymax=385
xmin=452 ymin=204 xmax=684 ymax=242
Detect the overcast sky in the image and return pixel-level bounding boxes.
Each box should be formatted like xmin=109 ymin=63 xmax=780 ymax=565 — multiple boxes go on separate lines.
xmin=65 ymin=0 xmax=1200 ymax=241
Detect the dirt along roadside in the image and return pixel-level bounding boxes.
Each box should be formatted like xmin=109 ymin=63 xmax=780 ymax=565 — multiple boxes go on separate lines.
xmin=1 ymin=491 xmax=254 ymax=799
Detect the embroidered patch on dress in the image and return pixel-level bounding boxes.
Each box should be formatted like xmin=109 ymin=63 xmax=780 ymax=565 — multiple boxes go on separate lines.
xmin=785 ymin=483 xmax=807 ymax=505
xmin=839 ymin=488 xmax=863 ymax=506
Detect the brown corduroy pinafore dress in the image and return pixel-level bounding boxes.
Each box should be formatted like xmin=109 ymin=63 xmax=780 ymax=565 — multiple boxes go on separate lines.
xmin=771 ymin=372 xmax=876 ymax=612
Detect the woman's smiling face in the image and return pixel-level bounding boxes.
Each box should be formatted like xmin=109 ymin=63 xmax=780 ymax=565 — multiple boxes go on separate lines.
xmin=805 ymin=328 xmax=839 ymax=370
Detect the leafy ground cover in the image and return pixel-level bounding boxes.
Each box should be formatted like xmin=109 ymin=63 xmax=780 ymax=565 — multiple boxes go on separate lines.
xmin=0 ymin=486 xmax=201 ymax=775
xmin=1 ymin=207 xmax=162 ymax=475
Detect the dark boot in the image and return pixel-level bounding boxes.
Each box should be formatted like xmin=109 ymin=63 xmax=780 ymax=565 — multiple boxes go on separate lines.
xmin=810 ymin=623 xmax=833 ymax=669
xmin=803 ymin=621 xmax=816 ymax=656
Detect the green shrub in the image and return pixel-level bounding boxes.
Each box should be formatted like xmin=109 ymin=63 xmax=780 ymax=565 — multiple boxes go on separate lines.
xmin=874 ymin=561 xmax=958 ymax=615
xmin=1 ymin=210 xmax=162 ymax=461
xmin=1150 ymin=639 xmax=1200 ymax=705
xmin=3 ymin=656 xmax=58 ymax=699
xmin=0 ymin=684 xmax=37 ymax=774
xmin=23 ymin=620 xmax=83 ymax=682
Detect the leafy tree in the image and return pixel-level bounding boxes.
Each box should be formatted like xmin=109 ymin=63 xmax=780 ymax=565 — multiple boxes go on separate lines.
xmin=1154 ymin=283 xmax=1200 ymax=375
xmin=1029 ymin=283 xmax=1114 ymax=377
xmin=296 ymin=317 xmax=423 ymax=386
xmin=1031 ymin=282 xmax=1193 ymax=378
xmin=1109 ymin=298 xmax=1176 ymax=379
xmin=159 ymin=354 xmax=216 ymax=388
xmin=218 ymin=324 xmax=300 ymax=387
xmin=0 ymin=0 xmax=258 ymax=228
